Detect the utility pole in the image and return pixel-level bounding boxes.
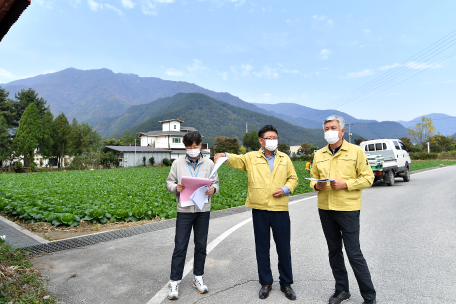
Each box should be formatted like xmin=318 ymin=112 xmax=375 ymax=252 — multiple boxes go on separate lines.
xmin=348 ymin=122 xmax=352 ymax=143
xmin=134 ymin=139 xmax=137 ymax=167
xmin=246 ymin=123 xmax=248 ymax=134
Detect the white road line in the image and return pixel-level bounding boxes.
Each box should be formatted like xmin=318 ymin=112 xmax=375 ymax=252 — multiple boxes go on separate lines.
xmin=411 ymin=166 xmax=450 ymax=176
xmin=146 ymin=196 xmax=316 ymax=304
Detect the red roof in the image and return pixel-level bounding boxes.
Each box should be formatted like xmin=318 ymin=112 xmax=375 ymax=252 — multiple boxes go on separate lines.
xmin=0 ymin=0 xmax=31 ymax=42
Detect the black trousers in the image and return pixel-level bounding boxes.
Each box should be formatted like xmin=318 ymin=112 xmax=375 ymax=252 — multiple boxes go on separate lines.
xmin=252 ymin=209 xmax=293 ymax=288
xmin=170 ymin=212 xmax=210 ymax=281
xmin=318 ymin=209 xmax=376 ymax=301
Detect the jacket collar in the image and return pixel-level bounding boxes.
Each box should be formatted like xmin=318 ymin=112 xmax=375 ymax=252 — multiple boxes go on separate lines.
xmin=323 ymin=139 xmax=349 ymax=155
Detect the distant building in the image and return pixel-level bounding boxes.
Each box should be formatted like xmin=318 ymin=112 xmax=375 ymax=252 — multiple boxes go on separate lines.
xmin=139 ymin=119 xmax=211 ymax=159
xmin=104 ymin=146 xmax=171 ymax=168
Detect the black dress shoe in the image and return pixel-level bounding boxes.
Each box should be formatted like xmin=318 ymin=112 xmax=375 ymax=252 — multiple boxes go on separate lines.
xmin=259 ymin=284 xmax=272 ymax=299
xmin=280 ymin=285 xmax=296 ymax=300
xmin=362 ymin=299 xmax=376 ymax=304
xmin=329 ymin=290 xmax=351 ymax=304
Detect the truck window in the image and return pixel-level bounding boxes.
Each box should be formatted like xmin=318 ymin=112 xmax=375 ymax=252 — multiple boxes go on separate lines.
xmin=383 ymin=143 xmax=387 ymax=150
xmin=368 ymin=144 xmax=375 ymax=151
xmin=393 ymin=141 xmax=400 ymax=150
xmin=375 ymin=143 xmax=382 ymax=150
xmin=365 ymin=145 xmax=368 ymax=152
xmin=399 ymin=142 xmax=407 ymax=150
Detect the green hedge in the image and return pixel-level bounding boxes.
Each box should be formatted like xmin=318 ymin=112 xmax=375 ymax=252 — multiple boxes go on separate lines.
xmin=410 ymin=151 xmax=456 ymax=160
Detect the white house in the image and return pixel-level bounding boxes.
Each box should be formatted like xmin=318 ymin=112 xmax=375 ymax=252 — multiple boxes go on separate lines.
xmin=139 ymin=119 xmax=211 ymax=159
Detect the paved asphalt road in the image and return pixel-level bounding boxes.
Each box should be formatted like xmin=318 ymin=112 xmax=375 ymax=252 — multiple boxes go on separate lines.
xmin=34 ymin=166 xmax=456 ymax=304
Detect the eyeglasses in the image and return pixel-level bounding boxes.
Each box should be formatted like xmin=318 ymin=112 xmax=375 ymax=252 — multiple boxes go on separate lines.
xmin=261 ymin=137 xmax=279 ymax=140
xmin=186 ymin=145 xmax=202 ymax=149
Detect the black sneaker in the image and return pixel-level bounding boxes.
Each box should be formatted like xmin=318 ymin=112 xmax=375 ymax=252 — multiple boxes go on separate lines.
xmin=362 ymin=300 xmax=376 ymax=304
xmin=329 ymin=290 xmax=351 ymax=304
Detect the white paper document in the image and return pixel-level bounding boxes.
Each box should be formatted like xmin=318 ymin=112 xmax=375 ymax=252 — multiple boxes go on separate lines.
xmin=190 ymin=185 xmax=209 ymax=210
xmin=305 ymin=178 xmax=335 ymax=182
xmin=209 ymin=156 xmax=228 ymax=179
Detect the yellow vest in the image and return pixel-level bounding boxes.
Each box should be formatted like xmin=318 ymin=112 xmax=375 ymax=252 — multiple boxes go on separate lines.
xmin=225 ymin=150 xmax=299 ymax=211
xmin=310 ymin=140 xmax=374 ymax=211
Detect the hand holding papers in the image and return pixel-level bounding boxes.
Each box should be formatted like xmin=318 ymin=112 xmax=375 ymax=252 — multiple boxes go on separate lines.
xmin=190 ymin=185 xmax=209 ymax=210
xmin=209 ymin=156 xmax=228 ymax=179
xmin=180 ymin=176 xmax=212 ymax=207
xmin=305 ymin=178 xmax=335 ymax=182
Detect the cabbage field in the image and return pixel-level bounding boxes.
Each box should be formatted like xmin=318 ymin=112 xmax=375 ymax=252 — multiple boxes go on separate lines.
xmin=0 ymin=162 xmax=312 ymax=226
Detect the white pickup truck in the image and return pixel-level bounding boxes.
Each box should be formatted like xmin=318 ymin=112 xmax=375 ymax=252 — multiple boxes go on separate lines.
xmin=359 ymin=139 xmax=412 ymax=186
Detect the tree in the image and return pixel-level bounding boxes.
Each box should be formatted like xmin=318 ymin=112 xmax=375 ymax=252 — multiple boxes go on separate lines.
xmin=213 ymin=136 xmax=239 ymax=154
xmin=40 ymin=109 xmax=54 ymax=161
xmin=53 ymin=113 xmax=71 ymax=168
xmin=149 ymin=157 xmax=155 ymax=166
xmin=399 ymin=137 xmax=411 ymax=148
xmin=0 ymin=115 xmax=12 ymax=163
xmin=278 ymin=143 xmax=290 ymax=155
xmin=11 ymin=89 xmax=48 ymax=129
xmin=13 ymin=103 xmax=43 ymax=167
xmin=297 ymin=142 xmax=312 ymax=155
xmin=101 ymin=138 xmax=123 ymax=153
xmin=0 ymin=87 xmax=15 ymax=129
xmin=119 ymin=130 xmax=139 ymax=146
xmin=243 ymin=128 xmax=261 ymax=151
xmin=407 ymin=116 xmax=436 ymax=148
xmin=431 ymin=134 xmax=455 ymax=152
xmin=239 ymin=145 xmax=247 ymax=154
xmin=354 ymin=138 xmax=367 ymax=146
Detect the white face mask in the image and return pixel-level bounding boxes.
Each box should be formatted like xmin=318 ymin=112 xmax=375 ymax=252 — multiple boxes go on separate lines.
xmin=324 ymin=130 xmax=340 ymax=145
xmin=186 ymin=149 xmax=200 ymax=158
xmin=264 ymin=140 xmax=278 ymax=152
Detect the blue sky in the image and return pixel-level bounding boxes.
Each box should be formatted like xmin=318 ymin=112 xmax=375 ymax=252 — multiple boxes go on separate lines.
xmin=1 ymin=0 xmax=455 ymax=122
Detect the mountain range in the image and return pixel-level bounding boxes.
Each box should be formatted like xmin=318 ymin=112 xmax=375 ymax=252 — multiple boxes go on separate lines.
xmin=100 ymin=92 xmax=362 ymax=147
xmin=2 ymin=68 xmax=454 ymax=142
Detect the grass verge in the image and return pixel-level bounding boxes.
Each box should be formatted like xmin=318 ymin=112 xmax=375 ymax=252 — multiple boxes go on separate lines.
xmin=0 ymin=238 xmax=56 ymax=303
xmin=411 ymin=160 xmax=456 ymax=171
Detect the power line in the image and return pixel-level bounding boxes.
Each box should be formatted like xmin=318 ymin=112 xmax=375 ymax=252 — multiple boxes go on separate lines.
xmin=286 ymin=29 xmax=456 ymax=124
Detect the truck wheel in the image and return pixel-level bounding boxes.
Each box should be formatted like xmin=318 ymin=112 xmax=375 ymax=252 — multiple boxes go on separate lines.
xmin=386 ymin=170 xmax=395 ymax=186
xmin=403 ymin=167 xmax=410 ymax=182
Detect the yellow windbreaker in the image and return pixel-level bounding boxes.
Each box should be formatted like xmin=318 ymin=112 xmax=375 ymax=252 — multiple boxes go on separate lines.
xmin=310 ymin=140 xmax=374 ymax=211
xmin=225 ymin=149 xmax=299 ymax=211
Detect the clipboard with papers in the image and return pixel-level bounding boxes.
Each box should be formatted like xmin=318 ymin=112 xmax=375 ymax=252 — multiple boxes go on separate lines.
xmin=179 ymin=156 xmax=229 ymax=209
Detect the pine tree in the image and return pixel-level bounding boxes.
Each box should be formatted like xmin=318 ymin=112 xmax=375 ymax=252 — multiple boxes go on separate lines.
xmin=53 ymin=113 xmax=70 ymax=168
xmin=0 ymin=115 xmax=12 ymax=162
xmin=11 ymin=89 xmax=48 ymax=129
xmin=13 ymin=103 xmax=43 ymax=167
xmin=40 ymin=109 xmax=54 ymax=161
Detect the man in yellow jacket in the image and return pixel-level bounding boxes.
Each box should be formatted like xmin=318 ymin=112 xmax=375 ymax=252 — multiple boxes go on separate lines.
xmin=310 ymin=115 xmax=376 ymax=304
xmin=214 ymin=125 xmax=298 ymax=301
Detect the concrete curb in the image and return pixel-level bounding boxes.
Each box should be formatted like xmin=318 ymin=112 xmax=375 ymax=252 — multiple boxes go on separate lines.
xmin=0 ymin=214 xmax=49 ymax=244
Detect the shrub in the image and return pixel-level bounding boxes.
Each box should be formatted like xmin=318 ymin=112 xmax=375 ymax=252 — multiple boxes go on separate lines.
xmin=410 ymin=152 xmax=439 ymax=160
xmin=162 ymin=158 xmax=172 ymax=166
xmin=13 ymin=161 xmax=23 ymax=173
xmin=149 ymin=157 xmax=155 ymax=166
xmin=142 ymin=156 xmax=146 ymax=166
xmin=410 ymin=146 xmax=422 ymax=152
xmin=170 ymin=158 xmax=175 ymax=164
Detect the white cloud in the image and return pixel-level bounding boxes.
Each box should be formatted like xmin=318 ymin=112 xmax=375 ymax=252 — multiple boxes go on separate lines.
xmin=253 ymin=66 xmax=279 ymax=79
xmin=240 ymin=64 xmax=253 ymax=76
xmin=443 ymin=80 xmax=456 ymax=83
xmin=405 ymin=62 xmax=443 ymax=69
xmin=35 ymin=0 xmax=54 ymax=9
xmin=379 ymin=63 xmax=401 ymax=70
xmin=165 ymin=68 xmax=185 ymax=77
xmin=312 ymin=14 xmax=333 ymax=27
xmin=319 ymin=48 xmax=332 ymax=60
xmin=88 ymin=0 xmax=102 ymax=11
xmin=140 ymin=0 xmax=174 ymax=15
xmin=0 ymin=68 xmax=15 ymax=82
xmin=105 ymin=4 xmax=124 ymax=15
xmin=87 ymin=1 xmax=123 ymax=15
xmin=216 ymin=71 xmax=228 ymax=80
xmin=187 ymin=59 xmax=210 ymax=73
xmin=230 ymin=66 xmax=238 ymax=75
xmin=363 ymin=29 xmax=371 ymax=34
xmin=346 ymin=69 xmax=374 ymax=79
xmin=379 ymin=62 xmax=443 ymax=70
xmin=121 ymin=0 xmax=136 ymax=9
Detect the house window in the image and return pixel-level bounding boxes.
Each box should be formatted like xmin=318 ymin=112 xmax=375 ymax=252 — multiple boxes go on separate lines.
xmin=172 ymin=138 xmax=181 ymax=143
xmin=174 ymin=125 xmax=176 ymax=130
